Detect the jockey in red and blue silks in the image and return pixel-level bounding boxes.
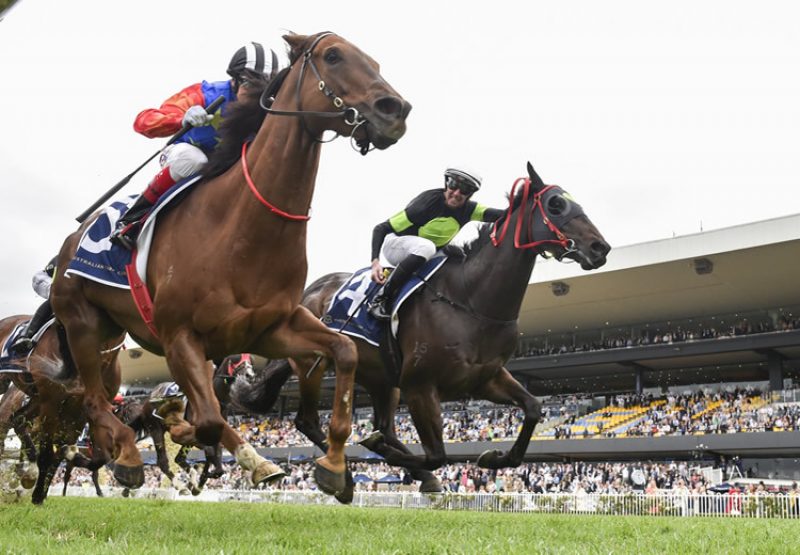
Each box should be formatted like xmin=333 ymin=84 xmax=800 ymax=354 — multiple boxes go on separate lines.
xmin=110 ymin=42 xmax=280 ymax=250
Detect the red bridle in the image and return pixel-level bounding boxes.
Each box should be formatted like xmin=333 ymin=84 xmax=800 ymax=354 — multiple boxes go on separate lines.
xmin=490 ymin=177 xmax=572 ymax=252
xmin=241 ymin=142 xmax=311 ymax=222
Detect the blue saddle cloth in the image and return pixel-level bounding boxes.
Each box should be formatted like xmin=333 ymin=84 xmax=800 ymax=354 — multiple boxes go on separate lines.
xmin=0 ymin=322 xmax=29 ymax=372
xmin=65 ymin=175 xmax=203 ymax=288
xmin=323 ymin=256 xmax=448 ymax=346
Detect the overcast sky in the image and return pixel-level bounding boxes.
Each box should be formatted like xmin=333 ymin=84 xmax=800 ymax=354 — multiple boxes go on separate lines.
xmin=1 ymin=0 xmax=798 ymax=318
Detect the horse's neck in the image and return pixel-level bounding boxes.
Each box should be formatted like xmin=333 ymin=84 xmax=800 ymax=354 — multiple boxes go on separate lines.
xmin=458 ymin=234 xmax=537 ymax=321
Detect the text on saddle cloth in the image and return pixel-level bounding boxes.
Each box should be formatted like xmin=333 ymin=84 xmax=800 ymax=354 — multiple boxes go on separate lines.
xmin=322 ymin=256 xmax=448 ymax=346
xmin=64 ymin=175 xmax=204 ymax=289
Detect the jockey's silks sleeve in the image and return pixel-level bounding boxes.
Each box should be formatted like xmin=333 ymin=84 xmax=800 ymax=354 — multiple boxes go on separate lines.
xmin=133 ymin=83 xmax=206 ymax=138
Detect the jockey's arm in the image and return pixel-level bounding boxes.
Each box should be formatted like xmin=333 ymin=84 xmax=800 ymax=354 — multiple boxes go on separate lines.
xmin=133 ymin=83 xmax=206 ymax=138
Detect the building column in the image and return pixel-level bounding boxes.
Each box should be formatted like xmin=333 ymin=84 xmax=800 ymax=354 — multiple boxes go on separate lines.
xmin=768 ymin=351 xmax=785 ymax=392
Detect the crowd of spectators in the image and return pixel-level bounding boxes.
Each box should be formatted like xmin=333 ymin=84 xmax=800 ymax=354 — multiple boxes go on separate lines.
xmin=515 ymin=312 xmax=799 ymax=359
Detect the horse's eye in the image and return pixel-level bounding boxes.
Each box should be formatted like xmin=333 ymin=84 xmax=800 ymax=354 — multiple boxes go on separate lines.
xmin=547 ymin=195 xmax=570 ymax=216
xmin=324 ymin=48 xmax=341 ymax=64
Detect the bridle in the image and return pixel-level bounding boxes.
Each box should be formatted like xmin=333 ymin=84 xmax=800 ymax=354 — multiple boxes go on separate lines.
xmin=490 ymin=177 xmax=578 ymax=261
xmin=257 ymin=32 xmax=372 ymax=155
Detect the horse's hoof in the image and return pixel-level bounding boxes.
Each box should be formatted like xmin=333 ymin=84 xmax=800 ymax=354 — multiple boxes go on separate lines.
xmin=191 ymin=486 xmax=202 ymax=496
xmin=419 ymin=476 xmax=444 ymax=493
xmin=476 ymin=449 xmax=505 ymax=469
xmin=208 ymin=468 xmax=225 ymax=479
xmin=121 ymin=488 xmax=130 ymax=498
xmin=31 ymin=490 xmax=46 ymax=505
xmin=18 ymin=464 xmax=38 ymax=490
xmin=334 ymin=469 xmax=355 ymax=505
xmin=359 ymin=431 xmax=385 ymax=452
xmin=114 ymin=463 xmax=144 ymax=489
xmin=314 ymin=462 xmax=346 ymax=496
xmin=252 ymin=461 xmax=285 ymax=486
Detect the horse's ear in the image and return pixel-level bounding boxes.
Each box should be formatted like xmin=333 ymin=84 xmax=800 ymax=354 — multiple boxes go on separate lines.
xmin=283 ymin=33 xmax=309 ymax=61
xmin=527 ymin=161 xmax=545 ymax=191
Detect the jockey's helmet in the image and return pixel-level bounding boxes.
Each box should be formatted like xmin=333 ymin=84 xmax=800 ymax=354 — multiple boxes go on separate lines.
xmin=227 ymin=42 xmax=278 ymax=83
xmin=444 ymin=166 xmax=482 ymax=196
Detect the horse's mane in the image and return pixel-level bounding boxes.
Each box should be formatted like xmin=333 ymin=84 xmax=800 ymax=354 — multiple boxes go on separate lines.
xmin=462 ymin=187 xmax=525 ymax=258
xmin=203 ymin=33 xmax=329 ymax=180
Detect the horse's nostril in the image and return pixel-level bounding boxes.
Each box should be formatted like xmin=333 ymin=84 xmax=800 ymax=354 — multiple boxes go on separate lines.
xmin=374 ymin=96 xmax=406 ymax=119
xmin=592 ymin=241 xmax=611 ymax=257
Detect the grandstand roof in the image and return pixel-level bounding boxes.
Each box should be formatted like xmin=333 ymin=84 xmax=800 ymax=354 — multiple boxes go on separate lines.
xmin=120 ymin=213 xmax=800 ymax=398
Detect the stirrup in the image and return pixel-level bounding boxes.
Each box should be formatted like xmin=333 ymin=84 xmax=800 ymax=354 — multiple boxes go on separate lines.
xmin=368 ymin=297 xmax=392 ymax=321
xmin=110 ymin=222 xmax=141 ymax=251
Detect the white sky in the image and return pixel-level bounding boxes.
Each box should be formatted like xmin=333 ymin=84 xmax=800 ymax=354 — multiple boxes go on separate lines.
xmin=1 ymin=0 xmax=798 ymax=318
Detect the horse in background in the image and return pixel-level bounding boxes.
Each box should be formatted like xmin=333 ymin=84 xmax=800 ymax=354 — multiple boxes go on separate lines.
xmin=52 ymin=31 xmax=410 ymax=497
xmin=0 ymin=314 xmax=124 ymax=504
xmin=234 ymin=164 xmax=610 ymax=488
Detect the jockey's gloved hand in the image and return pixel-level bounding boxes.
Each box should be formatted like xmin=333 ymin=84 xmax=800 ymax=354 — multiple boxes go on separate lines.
xmin=182 ymin=105 xmax=213 ymax=128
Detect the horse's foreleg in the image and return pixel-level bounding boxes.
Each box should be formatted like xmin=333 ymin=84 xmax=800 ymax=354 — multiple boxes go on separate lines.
xmin=473 ymin=367 xmax=541 ymax=469
xmin=293 ymin=357 xmax=330 ymax=452
xmin=162 ymin=331 xmax=222 ymax=446
xmin=31 ymin=440 xmax=58 ymax=505
xmin=362 ymin=386 xmax=447 ymax=472
xmin=369 ymin=387 xmax=442 ymax=492
xmin=148 ymin=424 xmax=175 ymax=481
xmin=269 ymin=308 xmax=357 ymax=498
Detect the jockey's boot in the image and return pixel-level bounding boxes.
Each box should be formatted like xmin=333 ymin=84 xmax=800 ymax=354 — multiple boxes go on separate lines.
xmin=111 ymin=167 xmax=177 ymax=250
xmin=369 ymin=254 xmax=427 ymax=321
xmin=110 ymin=195 xmax=154 ymax=250
xmin=9 ymin=299 xmax=53 ymax=356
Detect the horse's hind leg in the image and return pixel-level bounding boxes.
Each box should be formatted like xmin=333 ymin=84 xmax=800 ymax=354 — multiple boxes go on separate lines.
xmin=473 ymin=367 xmax=541 ymax=469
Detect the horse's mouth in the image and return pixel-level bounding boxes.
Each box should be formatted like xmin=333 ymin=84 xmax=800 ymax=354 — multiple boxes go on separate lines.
xmin=567 ymin=250 xmax=608 ymax=271
xmin=356 ymin=98 xmax=411 ymax=151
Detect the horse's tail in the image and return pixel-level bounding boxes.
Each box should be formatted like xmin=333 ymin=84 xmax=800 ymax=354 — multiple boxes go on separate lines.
xmin=229 ymin=358 xmax=293 ymax=415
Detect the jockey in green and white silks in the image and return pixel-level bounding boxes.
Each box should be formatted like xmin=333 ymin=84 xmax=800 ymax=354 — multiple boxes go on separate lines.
xmin=368 ymin=166 xmax=505 ymax=320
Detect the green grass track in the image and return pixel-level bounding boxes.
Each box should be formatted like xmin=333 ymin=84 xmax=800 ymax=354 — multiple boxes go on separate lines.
xmin=0 ymin=497 xmax=797 ymax=554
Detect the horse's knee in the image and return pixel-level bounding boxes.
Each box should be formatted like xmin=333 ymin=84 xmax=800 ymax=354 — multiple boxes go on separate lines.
xmin=330 ymin=336 xmax=357 ymax=372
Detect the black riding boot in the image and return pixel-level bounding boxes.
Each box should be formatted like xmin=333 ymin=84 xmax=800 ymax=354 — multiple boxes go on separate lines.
xmin=110 ymin=195 xmax=154 ymax=250
xmin=369 ymin=254 xmax=427 ymax=320
xmin=10 ymin=299 xmax=53 ymax=356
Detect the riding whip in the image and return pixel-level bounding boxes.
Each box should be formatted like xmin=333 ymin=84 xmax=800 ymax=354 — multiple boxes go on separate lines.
xmin=75 ymin=95 xmax=225 ymax=223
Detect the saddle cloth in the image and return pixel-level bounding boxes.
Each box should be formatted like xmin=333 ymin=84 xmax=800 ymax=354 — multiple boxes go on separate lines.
xmin=0 ymin=318 xmax=57 ymax=372
xmin=323 ymin=256 xmax=448 ymax=346
xmin=64 ymin=175 xmax=203 ymax=288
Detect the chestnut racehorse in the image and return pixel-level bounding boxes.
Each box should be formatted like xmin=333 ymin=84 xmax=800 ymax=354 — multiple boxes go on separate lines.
xmin=52 ymin=32 xmax=410 ymax=496
xmin=234 ymin=164 xmax=610 ymax=485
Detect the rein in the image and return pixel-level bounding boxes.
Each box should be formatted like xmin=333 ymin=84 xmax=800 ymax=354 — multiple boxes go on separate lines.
xmin=258 ymin=32 xmax=372 ymax=154
xmin=490 ymin=178 xmax=575 ymax=257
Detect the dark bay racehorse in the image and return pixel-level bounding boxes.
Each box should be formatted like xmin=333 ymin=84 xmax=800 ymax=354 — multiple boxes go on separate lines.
xmin=235 ymin=164 xmax=610 ymax=488
xmin=0 ymin=315 xmax=124 ymax=504
xmin=52 ymin=32 xmax=410 ymax=495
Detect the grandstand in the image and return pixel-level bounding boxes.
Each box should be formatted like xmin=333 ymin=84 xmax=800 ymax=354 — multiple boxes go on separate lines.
xmin=115 ymin=213 xmax=800 ymax=479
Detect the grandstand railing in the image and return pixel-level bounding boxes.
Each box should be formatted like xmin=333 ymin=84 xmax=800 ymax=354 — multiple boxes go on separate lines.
xmin=59 ymin=486 xmax=800 ymax=519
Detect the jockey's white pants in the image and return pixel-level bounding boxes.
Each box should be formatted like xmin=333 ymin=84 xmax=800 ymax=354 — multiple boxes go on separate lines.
xmin=379 ymin=234 xmax=437 ymax=268
xmin=159 ymin=143 xmax=208 ymax=181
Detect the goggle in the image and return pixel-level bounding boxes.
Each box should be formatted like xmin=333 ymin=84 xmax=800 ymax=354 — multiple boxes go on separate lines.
xmin=446 ymin=179 xmax=477 ymax=196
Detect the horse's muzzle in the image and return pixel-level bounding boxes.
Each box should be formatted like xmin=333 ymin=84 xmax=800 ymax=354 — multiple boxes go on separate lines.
xmin=365 ymin=97 xmax=412 ymax=149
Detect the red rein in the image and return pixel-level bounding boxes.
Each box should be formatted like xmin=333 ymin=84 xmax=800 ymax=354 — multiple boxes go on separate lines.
xmin=241 ymin=142 xmax=311 ymax=222
xmin=490 ymin=178 xmax=570 ymax=251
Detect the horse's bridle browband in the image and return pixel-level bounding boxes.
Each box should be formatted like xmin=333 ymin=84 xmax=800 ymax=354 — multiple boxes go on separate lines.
xmin=258 ymin=32 xmax=372 ymax=154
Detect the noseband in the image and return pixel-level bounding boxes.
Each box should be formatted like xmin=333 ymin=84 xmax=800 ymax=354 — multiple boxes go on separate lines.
xmin=259 ymin=32 xmax=372 ymax=154
xmin=490 ymin=178 xmax=577 ymax=259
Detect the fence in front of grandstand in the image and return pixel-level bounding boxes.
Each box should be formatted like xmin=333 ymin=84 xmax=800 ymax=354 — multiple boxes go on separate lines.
xmin=62 ymin=486 xmax=800 ymax=519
